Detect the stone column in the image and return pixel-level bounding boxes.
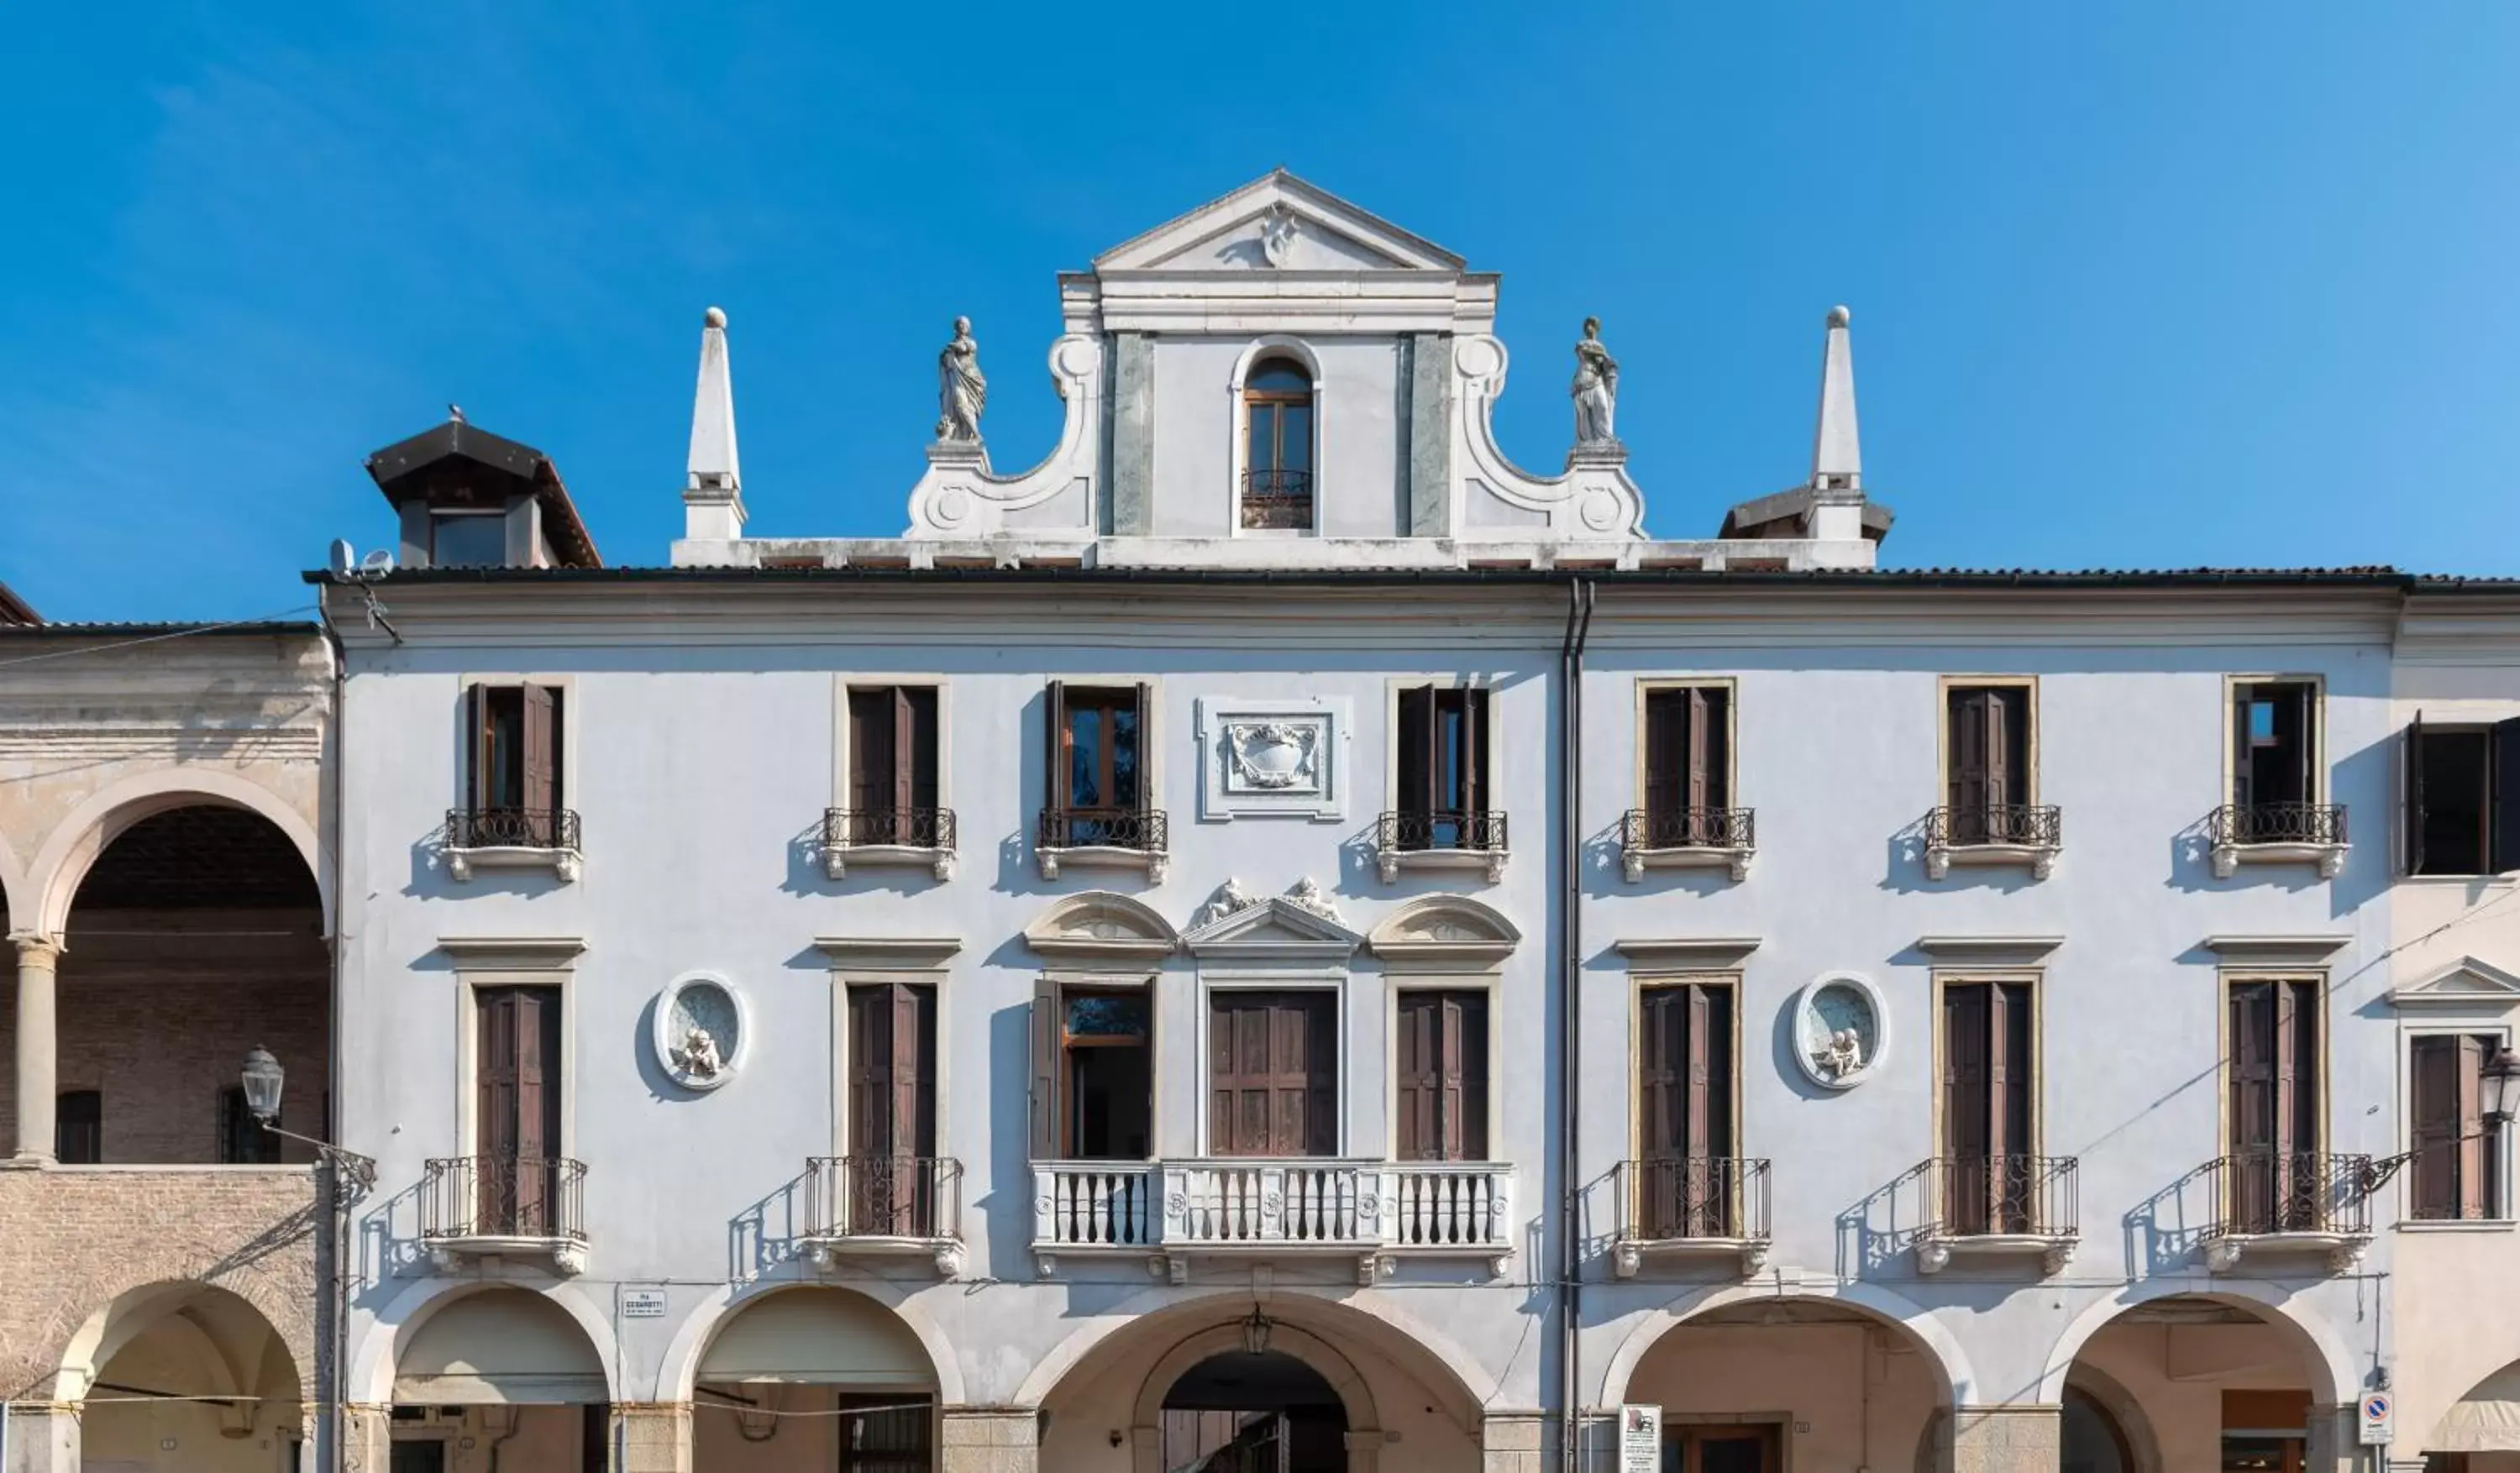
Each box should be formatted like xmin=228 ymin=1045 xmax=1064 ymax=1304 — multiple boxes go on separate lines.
xmin=612 ymin=1402 xmax=692 ymax=1473
xmin=1948 ymin=1404 xmax=2061 ymax=1473
xmin=940 ymin=1407 xmax=1038 ymax=1473
xmin=1480 ymin=1409 xmax=1545 ymax=1473
xmin=7 ymin=936 xmax=60 ymax=1166
xmin=337 ymin=1404 xmax=391 ymax=1473
xmin=1342 ymin=1427 xmax=1383 ymax=1473
xmin=2303 ymin=1402 xmax=2358 ymax=1473
xmin=1 ymin=1403 xmax=81 ymax=1473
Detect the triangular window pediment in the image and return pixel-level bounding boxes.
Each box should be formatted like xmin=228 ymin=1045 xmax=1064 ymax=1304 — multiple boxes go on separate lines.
xmin=1181 ymin=894 xmax=1362 ymax=962
xmin=1093 ymin=170 xmax=1464 ymax=275
xmin=2386 ymin=956 xmax=2520 ymax=1011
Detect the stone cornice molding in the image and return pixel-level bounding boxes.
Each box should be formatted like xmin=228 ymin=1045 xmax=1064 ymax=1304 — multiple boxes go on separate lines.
xmin=811 ymin=936 xmax=963 ymax=974
xmin=436 ymin=936 xmax=586 ymax=971
xmin=1914 ymin=936 xmax=2066 ymax=966
xmin=1613 ymin=936 xmax=1761 ymax=971
xmin=2200 ymin=935 xmax=2354 ymax=966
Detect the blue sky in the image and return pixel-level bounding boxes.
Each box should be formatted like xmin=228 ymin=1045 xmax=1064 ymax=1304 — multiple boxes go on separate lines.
xmin=5 ymin=4 xmax=2517 ymax=621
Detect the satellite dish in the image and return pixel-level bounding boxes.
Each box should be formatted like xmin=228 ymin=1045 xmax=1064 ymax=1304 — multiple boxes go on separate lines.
xmin=360 ymin=548 xmax=397 ymax=576
xmin=328 ymin=539 xmax=357 ymax=579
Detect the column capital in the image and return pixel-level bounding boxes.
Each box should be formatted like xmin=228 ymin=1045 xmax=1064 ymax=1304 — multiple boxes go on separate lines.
xmin=8 ymin=930 xmax=64 ymax=963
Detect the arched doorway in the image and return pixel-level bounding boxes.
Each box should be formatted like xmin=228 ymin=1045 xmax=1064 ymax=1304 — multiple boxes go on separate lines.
xmin=389 ymin=1286 xmax=611 ymax=1471
xmin=1621 ymin=1296 xmax=1956 ymax=1473
xmin=2055 ymin=1293 xmax=2340 ymax=1473
xmin=2422 ymin=1355 xmax=2520 ymax=1463
xmin=66 ymin=1282 xmax=305 ymax=1473
xmin=1159 ymin=1349 xmax=1348 ymax=1472
xmin=687 ymin=1287 xmax=940 ymax=1471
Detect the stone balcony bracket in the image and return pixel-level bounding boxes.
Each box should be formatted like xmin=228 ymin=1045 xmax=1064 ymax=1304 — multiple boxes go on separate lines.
xmin=1915 ymin=1232 xmax=2076 ymax=1278
xmin=446 ymin=846 xmax=583 ymax=885
xmin=2210 ymin=841 xmax=2349 ymax=882
xmin=822 ymin=842 xmax=958 ymax=883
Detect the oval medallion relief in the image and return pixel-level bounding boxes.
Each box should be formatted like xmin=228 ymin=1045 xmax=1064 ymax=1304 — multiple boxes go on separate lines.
xmin=1792 ymin=972 xmax=1887 ymax=1091
xmin=654 ymin=972 xmax=748 ymax=1092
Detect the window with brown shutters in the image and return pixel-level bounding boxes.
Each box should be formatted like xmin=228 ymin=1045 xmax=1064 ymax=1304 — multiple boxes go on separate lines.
xmin=468 ymin=684 xmax=566 ymax=847
xmin=846 ymin=983 xmax=939 ymax=1235
xmin=475 ymin=985 xmax=563 ymax=1235
xmin=2411 ymin=1034 xmax=2500 ymax=1221
xmin=2233 ymin=681 xmax=2317 ymax=810
xmin=844 ymin=686 xmax=942 ymax=847
xmin=2406 ymin=716 xmax=2520 ymax=876
xmin=1208 ymin=991 xmax=1337 ymax=1157
xmin=1043 ymin=682 xmax=1154 ymax=850
xmin=2227 ymin=978 xmax=2321 ymax=1233
xmin=1642 ymin=686 xmax=1731 ymax=840
xmin=1940 ymin=980 xmax=2035 ymax=1234
xmin=1945 ymin=685 xmax=2030 ymax=845
xmin=1395 ymin=991 xmax=1489 ymax=1161
xmin=1394 ymin=685 xmax=1492 ymax=851
xmin=1636 ymin=982 xmax=1735 ymax=1238
xmin=1029 ymin=983 xmax=1152 ymax=1160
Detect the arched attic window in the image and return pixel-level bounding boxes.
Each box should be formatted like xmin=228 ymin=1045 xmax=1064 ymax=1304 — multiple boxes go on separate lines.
xmin=1241 ymin=358 xmax=1315 ymax=532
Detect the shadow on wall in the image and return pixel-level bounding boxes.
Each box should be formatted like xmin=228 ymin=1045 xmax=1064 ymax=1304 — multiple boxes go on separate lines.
xmin=2122 ymin=1161 xmax=2216 ymax=1278
xmin=1833 ymin=1161 xmax=1930 ymax=1281
xmin=726 ymin=1166 xmax=816 ymax=1285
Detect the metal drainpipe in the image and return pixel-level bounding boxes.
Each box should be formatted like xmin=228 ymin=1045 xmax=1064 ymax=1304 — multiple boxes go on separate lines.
xmin=316 ymin=595 xmax=350 ymax=1473
xmin=1558 ymin=577 xmax=1595 ymax=1473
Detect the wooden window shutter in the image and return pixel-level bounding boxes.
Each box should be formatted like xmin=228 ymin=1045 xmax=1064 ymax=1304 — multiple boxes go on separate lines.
xmin=1439 ymin=993 xmax=1470 ymax=1161
xmin=1396 ymin=994 xmax=1436 ymax=1161
xmin=1454 ymin=992 xmax=1488 ymax=1161
xmin=1042 ymin=682 xmax=1068 ymax=810
xmin=1644 ymin=691 xmax=1683 ymax=819
xmin=1397 ymin=687 xmax=1432 ymax=818
xmin=2491 ymin=717 xmax=2520 ymax=872
xmin=479 ymin=990 xmax=519 ymax=1161
xmin=2411 ymin=1035 xmax=2460 ymax=1219
xmin=2232 ymin=683 xmax=2255 ymax=809
xmin=1639 ymin=988 xmax=1681 ymax=1158
xmin=1683 ymin=984 xmax=1714 ymax=1166
xmin=2229 ymin=982 xmax=2276 ymax=1230
xmin=848 ymin=690 xmax=889 ymax=817
xmin=906 ymin=688 xmax=940 ymax=813
xmin=2272 ymin=980 xmax=2306 ymax=1160
xmin=520 ymin=684 xmax=558 ymax=821
xmin=895 ymin=983 xmax=933 ymax=1159
xmin=1463 ymin=689 xmax=1487 ymax=814
xmin=848 ymin=986 xmax=893 ymax=1157
xmin=2460 ymin=1034 xmax=2491 ymax=1218
xmin=2407 ymin=712 xmax=2428 ymax=875
xmin=1684 ymin=688 xmax=1712 ymax=815
xmin=1984 ymin=689 xmax=2013 ymax=809
xmin=890 ymin=689 xmax=917 ymax=817
xmin=467 ymin=684 xmax=492 ymax=810
xmin=1943 ymin=983 xmax=1991 ymax=1233
xmin=1950 ymin=689 xmax=1990 ymax=820
xmin=1028 ymin=979 xmax=1060 ymax=1160
xmin=1130 ymin=682 xmax=1152 ymax=811
xmin=2281 ymin=684 xmax=2316 ymax=806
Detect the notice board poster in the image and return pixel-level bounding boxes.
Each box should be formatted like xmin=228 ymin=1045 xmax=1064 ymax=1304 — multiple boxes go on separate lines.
xmin=1619 ymin=1404 xmax=1663 ymax=1473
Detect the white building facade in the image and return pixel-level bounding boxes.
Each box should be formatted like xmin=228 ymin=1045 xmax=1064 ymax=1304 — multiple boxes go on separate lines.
xmin=273 ymin=172 xmax=2520 ymax=1473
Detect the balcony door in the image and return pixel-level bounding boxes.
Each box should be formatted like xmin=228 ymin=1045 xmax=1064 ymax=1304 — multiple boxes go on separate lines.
xmin=476 ymin=985 xmax=562 ymax=1235
xmin=1046 ymin=681 xmax=1149 ymax=847
xmin=1637 ymin=982 xmax=1735 ymax=1238
xmin=1394 ymin=991 xmax=1488 ymax=1161
xmin=1209 ymin=991 xmax=1336 ymax=1157
xmin=1395 ymin=685 xmax=1489 ymax=851
xmin=1643 ymin=686 xmax=1730 ymax=842
xmin=1945 ymin=685 xmax=2029 ymax=845
xmin=847 ymin=983 xmax=938 ymax=1235
xmin=845 ymin=686 xmax=940 ymax=846
xmin=2229 ymin=978 xmax=2321 ymax=1233
xmin=1940 ymin=980 xmax=2035 ymax=1234
xmin=469 ymin=683 xmax=563 ymax=846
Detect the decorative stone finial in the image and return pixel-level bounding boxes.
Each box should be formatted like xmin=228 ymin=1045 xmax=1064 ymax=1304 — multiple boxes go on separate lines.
xmin=1810 ymin=303 xmax=1861 ymax=494
xmin=1827 ymin=304 xmax=1851 ymax=328
xmin=684 ymin=302 xmax=745 ymax=539
xmin=705 ymin=305 xmax=727 ymax=328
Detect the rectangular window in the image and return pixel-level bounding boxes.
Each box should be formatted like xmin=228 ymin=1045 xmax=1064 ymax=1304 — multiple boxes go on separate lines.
xmin=1029 ymin=983 xmax=1152 ymax=1160
xmin=2226 ymin=978 xmax=2322 ymax=1233
xmin=218 ymin=1085 xmax=281 ymax=1164
xmin=2411 ymin=1034 xmax=2502 ymax=1221
xmin=1945 ymin=684 xmax=2032 ymax=844
xmin=55 ymin=1089 xmax=101 ymax=1165
xmin=1939 ymin=980 xmax=2036 ymax=1234
xmin=1208 ymin=990 xmax=1337 ymax=1158
xmin=846 ymin=983 xmax=940 ymax=1235
xmin=1395 ymin=685 xmax=1492 ymax=850
xmin=475 ymin=985 xmax=564 ymax=1235
xmin=1636 ymin=981 xmax=1736 ymax=1238
xmin=1394 ymin=990 xmax=1489 ymax=1161
xmin=1044 ymin=681 xmax=1151 ymax=847
xmin=844 ymin=686 xmax=942 ymax=846
xmin=2232 ymin=680 xmax=2318 ymax=810
xmin=1642 ymin=685 xmax=1732 ymax=840
xmin=468 ymin=684 xmax=564 ymax=846
xmin=2406 ymin=715 xmax=2520 ymax=876
xmin=428 ymin=510 xmax=507 ymax=569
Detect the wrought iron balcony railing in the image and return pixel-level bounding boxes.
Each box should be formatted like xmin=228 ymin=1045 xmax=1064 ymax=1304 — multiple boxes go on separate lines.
xmin=2209 ymin=802 xmax=2348 ymax=847
xmin=806 ymin=1155 xmax=962 ymax=1241
xmin=1622 ymin=807 xmax=1755 ymax=851
xmin=1622 ymin=1156 xmax=1771 ymax=1242
xmin=444 ymin=806 xmax=580 ymax=852
xmin=1240 ymin=468 xmax=1315 ymax=530
xmin=1377 ymin=809 xmax=1509 ymax=854
xmin=422 ymin=1156 xmax=587 ymax=1245
xmin=2205 ymin=1151 xmax=2374 ymax=1242
xmin=1037 ymin=807 xmax=1168 ymax=852
xmin=1921 ymin=1154 xmax=2080 ymax=1240
xmin=822 ymin=806 xmax=958 ymax=850
xmin=1925 ymin=803 xmax=2062 ymax=850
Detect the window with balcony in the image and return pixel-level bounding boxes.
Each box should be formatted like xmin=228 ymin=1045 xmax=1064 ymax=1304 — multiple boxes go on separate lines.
xmin=2225 ymin=978 xmax=2323 ymax=1234
xmin=1929 ymin=681 xmax=2058 ymax=878
xmin=1625 ymin=684 xmax=1751 ymax=880
xmin=843 ymin=983 xmax=942 ymax=1237
xmin=1938 ymin=980 xmax=2037 ymax=1234
xmin=1240 ymin=358 xmax=1314 ymax=531
xmin=1209 ymin=991 xmax=1336 ymax=1157
xmin=472 ymin=984 xmax=566 ymax=1237
xmin=2410 ymin=1033 xmax=2503 ymax=1221
xmin=1394 ymin=991 xmax=1488 ymax=1161
xmin=1029 ymin=984 xmax=1152 ymax=1160
xmin=1379 ymin=685 xmax=1504 ymax=880
xmin=2212 ymin=679 xmax=2345 ymax=878
xmin=1635 ymin=981 xmax=1740 ymax=1240
xmin=56 ymin=1088 xmax=101 ymax=1165
xmin=448 ymin=684 xmax=577 ymax=871
xmin=2406 ymin=715 xmax=2520 ymax=876
xmin=1039 ymin=683 xmax=1164 ymax=872
xmin=826 ymin=686 xmax=953 ymax=879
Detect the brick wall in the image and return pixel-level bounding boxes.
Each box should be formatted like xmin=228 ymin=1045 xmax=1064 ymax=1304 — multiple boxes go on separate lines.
xmin=0 ymin=1166 xmax=321 ymax=1400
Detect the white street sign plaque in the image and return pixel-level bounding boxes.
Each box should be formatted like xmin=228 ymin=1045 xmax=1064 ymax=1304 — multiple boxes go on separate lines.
xmin=2360 ymin=1391 xmax=2392 ymax=1446
xmin=1620 ymin=1404 xmax=1663 ymax=1472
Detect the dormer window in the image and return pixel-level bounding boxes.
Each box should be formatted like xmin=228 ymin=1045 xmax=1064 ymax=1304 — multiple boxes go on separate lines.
xmin=428 ymin=510 xmax=508 ymax=568
xmin=1240 ymin=359 xmax=1314 ymax=532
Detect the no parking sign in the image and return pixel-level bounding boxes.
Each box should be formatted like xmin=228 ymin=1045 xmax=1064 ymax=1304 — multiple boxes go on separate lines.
xmin=2360 ymin=1391 xmax=2393 ymax=1445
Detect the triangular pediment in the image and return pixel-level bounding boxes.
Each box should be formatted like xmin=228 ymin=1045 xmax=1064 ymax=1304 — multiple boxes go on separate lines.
xmin=1093 ymin=170 xmax=1465 ymax=274
xmin=1182 ymin=895 xmax=1363 ymax=962
xmin=1024 ymin=891 xmax=1179 ymax=962
xmin=2387 ymin=956 xmax=2520 ymax=1010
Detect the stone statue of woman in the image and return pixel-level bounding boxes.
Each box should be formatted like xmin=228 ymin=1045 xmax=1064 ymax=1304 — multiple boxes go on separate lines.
xmin=1571 ymin=316 xmax=1619 ymax=447
xmin=936 ymin=316 xmax=987 ymax=443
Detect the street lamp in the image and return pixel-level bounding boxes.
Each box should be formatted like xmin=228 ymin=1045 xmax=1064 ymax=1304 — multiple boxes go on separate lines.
xmin=238 ymin=1046 xmax=375 ymax=1193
